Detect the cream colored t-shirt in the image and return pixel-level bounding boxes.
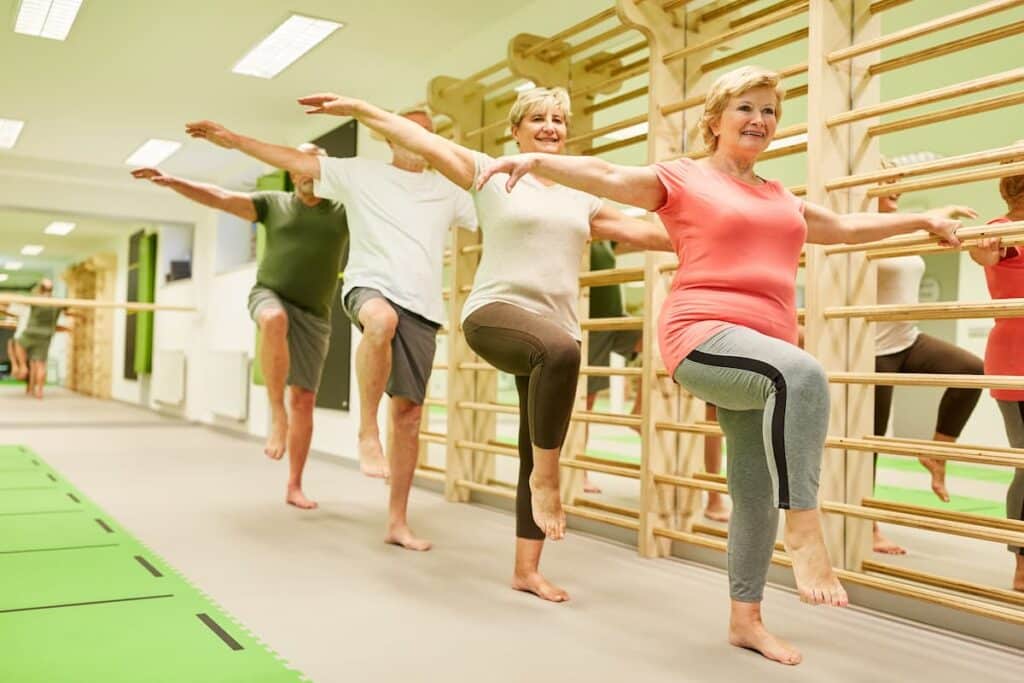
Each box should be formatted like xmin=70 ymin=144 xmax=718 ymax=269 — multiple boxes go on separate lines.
xmin=462 ymin=152 xmax=603 ymax=340
xmin=875 ymin=255 xmax=925 ymax=355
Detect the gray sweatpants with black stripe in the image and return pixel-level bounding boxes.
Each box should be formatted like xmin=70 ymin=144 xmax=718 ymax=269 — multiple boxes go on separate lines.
xmin=673 ymin=325 xmax=831 ymax=602
xmin=996 ymin=400 xmax=1024 ymax=555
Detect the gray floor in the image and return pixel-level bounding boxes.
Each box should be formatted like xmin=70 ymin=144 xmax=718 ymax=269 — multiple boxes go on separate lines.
xmin=4 ymin=386 xmax=1022 ymax=682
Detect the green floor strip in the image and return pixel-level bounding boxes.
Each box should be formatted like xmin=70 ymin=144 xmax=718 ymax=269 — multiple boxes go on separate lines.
xmin=877 ymin=455 xmax=1013 ymax=485
xmin=0 ymin=445 xmax=306 ymax=683
xmin=873 ymin=484 xmax=1005 ymax=518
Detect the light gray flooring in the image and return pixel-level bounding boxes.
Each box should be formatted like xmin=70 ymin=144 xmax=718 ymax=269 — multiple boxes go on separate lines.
xmin=4 ymin=386 xmax=1022 ymax=683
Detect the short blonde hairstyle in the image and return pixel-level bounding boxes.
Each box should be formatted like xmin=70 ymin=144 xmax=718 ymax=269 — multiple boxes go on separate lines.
xmin=508 ymin=87 xmax=571 ymax=130
xmin=999 ymin=140 xmax=1024 ymax=205
xmin=700 ymin=66 xmax=786 ymax=152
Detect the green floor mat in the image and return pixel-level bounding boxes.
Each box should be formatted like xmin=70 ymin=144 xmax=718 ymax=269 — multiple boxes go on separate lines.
xmin=873 ymin=484 xmax=1005 ymax=518
xmin=0 ymin=445 xmax=306 ymax=683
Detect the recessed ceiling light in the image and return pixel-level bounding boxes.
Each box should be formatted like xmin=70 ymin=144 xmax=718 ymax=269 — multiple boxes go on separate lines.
xmin=0 ymin=119 xmax=25 ymax=149
xmin=125 ymin=139 xmax=182 ymax=167
xmin=14 ymin=0 xmax=84 ymax=41
xmin=4 ymin=261 xmax=24 ymax=271
xmin=233 ymin=14 xmax=343 ymax=79
xmin=515 ymin=81 xmax=537 ymax=92
xmin=44 ymin=221 xmax=76 ymax=236
xmin=21 ymin=245 xmax=44 ymax=256
xmin=602 ymin=122 xmax=649 ymax=141
xmin=0 ymin=274 xmax=8 ymax=283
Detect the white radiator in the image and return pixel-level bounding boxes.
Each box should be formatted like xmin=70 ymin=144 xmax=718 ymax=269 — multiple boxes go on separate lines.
xmin=209 ymin=350 xmax=250 ymax=421
xmin=153 ymin=350 xmax=186 ymax=406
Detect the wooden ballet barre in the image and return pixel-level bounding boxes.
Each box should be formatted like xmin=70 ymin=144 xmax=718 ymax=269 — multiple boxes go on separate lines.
xmin=865 ymin=434 xmax=1024 ymax=457
xmin=825 ymin=299 xmax=1024 ymax=322
xmin=456 ymin=479 xmax=516 ymax=500
xmin=440 ymin=59 xmax=509 ymax=96
xmin=662 ymin=1 xmax=809 ymax=65
xmin=581 ymin=316 xmax=644 ymax=332
xmin=656 ymin=420 xmax=723 ymax=436
xmin=562 ymin=24 xmax=632 ymax=59
xmin=566 ymin=113 xmax=648 ymax=147
xmin=827 ymin=68 xmax=1024 ymax=128
xmin=698 ymin=0 xmax=761 ymax=24
xmin=578 ymin=453 xmax=640 ymax=471
xmin=584 ymin=42 xmax=647 ymax=73
xmin=455 ymin=439 xmax=519 ymax=457
xmin=420 ymin=431 xmax=447 ymax=445
xmin=584 ymin=87 xmax=648 ymax=116
xmin=414 ymin=468 xmax=445 ymax=484
xmin=870 ymin=19 xmax=1024 ymax=77
xmin=862 ymin=498 xmax=1024 ymax=535
xmin=573 ymin=498 xmax=641 ymax=520
xmin=482 ymin=74 xmax=524 ymax=96
xmin=868 ymin=91 xmax=1024 ymax=138
xmin=865 ymin=161 xmax=1024 ymax=199
xmin=423 ymin=398 xmax=446 ymax=408
xmin=660 ymin=0 xmax=700 ymax=11
xmin=0 ymin=294 xmax=194 ymax=313
xmin=579 ymin=266 xmax=645 ymax=287
xmin=869 ymin=0 xmax=912 ymax=13
xmin=572 ymin=60 xmax=650 ymax=99
xmin=826 ymin=221 xmax=1024 ymax=255
xmin=823 ymin=501 xmax=1024 ymax=547
xmin=867 ymin=234 xmax=1024 ymax=260
xmin=522 ymin=7 xmax=617 ymax=58
xmin=456 ymin=362 xmax=496 ymax=372
xmin=700 ymin=28 xmax=808 ymax=74
xmin=579 ymin=366 xmax=643 ymax=378
xmin=562 ymin=458 xmax=641 ymax=480
xmin=730 ymin=0 xmax=807 ymax=29
xmin=586 ymin=135 xmax=648 ymax=157
xmin=825 ymin=144 xmax=1024 ymax=193
xmin=827 ymin=0 xmax=1024 ymax=65
xmin=861 ymin=561 xmax=1024 ymax=609
xmin=463 ymin=118 xmax=508 ymax=140
xmin=833 ymin=436 xmax=1024 ymax=469
xmin=456 ymin=401 xmax=518 ymax=415
xmin=572 ymin=410 xmax=643 ymax=428
xmin=693 ymin=522 xmax=787 ymax=552
xmin=563 ymin=502 xmax=641 ymax=531
xmin=828 ymin=372 xmax=1024 ymax=391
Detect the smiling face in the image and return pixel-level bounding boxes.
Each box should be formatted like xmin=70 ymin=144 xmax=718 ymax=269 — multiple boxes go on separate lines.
xmin=512 ymin=104 xmax=567 ymax=155
xmin=710 ymin=86 xmax=779 ymax=159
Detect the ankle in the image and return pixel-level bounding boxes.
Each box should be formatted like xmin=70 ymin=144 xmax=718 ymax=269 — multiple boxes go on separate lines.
xmin=529 ymin=471 xmax=560 ymax=487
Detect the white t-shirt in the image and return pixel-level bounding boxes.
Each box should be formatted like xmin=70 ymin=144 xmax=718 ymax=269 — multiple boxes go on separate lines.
xmin=875 ymin=255 xmax=925 ymax=355
xmin=462 ymin=151 xmax=603 ymax=340
xmin=315 ymin=157 xmax=478 ymax=324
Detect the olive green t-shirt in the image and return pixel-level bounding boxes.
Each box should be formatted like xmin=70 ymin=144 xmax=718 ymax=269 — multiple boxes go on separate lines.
xmin=253 ymin=191 xmax=349 ymax=320
xmin=24 ymin=305 xmax=62 ymax=338
xmin=589 ymin=240 xmax=625 ymax=319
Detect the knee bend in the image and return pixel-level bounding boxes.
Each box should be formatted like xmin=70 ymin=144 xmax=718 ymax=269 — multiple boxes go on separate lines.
xmin=544 ymin=338 xmax=580 ymax=375
xmin=258 ymin=308 xmax=288 ymax=337
xmin=786 ymin=357 xmax=828 ymax=401
xmin=393 ymin=403 xmax=423 ymax=430
xmin=288 ymin=389 xmax=316 ymax=413
xmin=361 ymin=308 xmax=398 ymax=343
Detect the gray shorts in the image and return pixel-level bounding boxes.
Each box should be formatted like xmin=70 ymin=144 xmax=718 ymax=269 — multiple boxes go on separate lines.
xmin=344 ymin=287 xmax=438 ymax=405
xmin=14 ymin=332 xmax=54 ymax=362
xmin=248 ymin=285 xmax=332 ymax=392
xmin=586 ymin=329 xmax=641 ymax=394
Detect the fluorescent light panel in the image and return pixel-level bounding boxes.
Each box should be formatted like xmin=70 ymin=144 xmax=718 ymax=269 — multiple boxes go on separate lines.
xmin=15 ymin=0 xmax=84 ymax=41
xmin=21 ymin=245 xmax=44 ymax=255
xmin=233 ymin=15 xmax=342 ymax=79
xmin=125 ymin=139 xmax=181 ymax=167
xmin=44 ymin=221 xmax=76 ymax=236
xmin=0 ymin=274 xmax=8 ymax=282
xmin=4 ymin=261 xmax=24 ymax=271
xmin=0 ymin=119 xmax=25 ymax=149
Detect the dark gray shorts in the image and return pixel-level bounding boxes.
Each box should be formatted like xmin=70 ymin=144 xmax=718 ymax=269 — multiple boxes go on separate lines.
xmin=586 ymin=329 xmax=641 ymax=394
xmin=14 ymin=332 xmax=54 ymax=362
xmin=248 ymin=285 xmax=332 ymax=392
xmin=344 ymin=287 xmax=438 ymax=405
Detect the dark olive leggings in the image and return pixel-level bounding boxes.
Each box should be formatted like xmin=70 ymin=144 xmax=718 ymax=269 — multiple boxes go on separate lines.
xmin=463 ymin=302 xmax=581 ymax=540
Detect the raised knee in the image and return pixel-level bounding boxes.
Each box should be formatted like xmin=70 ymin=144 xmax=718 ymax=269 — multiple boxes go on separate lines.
xmin=546 ymin=337 xmax=580 ymax=372
xmin=361 ymin=307 xmax=398 ymax=342
xmin=258 ymin=308 xmax=288 ymax=336
xmin=393 ymin=401 xmax=423 ymax=428
xmin=787 ymin=357 xmax=828 ymax=398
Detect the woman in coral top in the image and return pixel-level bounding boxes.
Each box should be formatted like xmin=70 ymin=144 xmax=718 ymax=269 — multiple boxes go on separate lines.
xmin=969 ymin=168 xmax=1024 ymax=593
xmin=478 ymin=66 xmax=961 ymax=665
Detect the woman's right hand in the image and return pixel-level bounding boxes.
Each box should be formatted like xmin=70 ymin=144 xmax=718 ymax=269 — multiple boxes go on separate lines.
xmin=924 ymin=215 xmax=961 ymax=248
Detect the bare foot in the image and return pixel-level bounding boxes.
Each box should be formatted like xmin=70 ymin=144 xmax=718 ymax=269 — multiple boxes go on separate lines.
xmin=512 ymin=571 xmax=569 ymax=603
xmin=529 ymin=472 xmax=566 ymax=540
xmin=385 ymin=525 xmax=432 ymax=551
xmin=264 ymin=410 xmax=287 ymax=460
xmin=704 ymin=493 xmax=731 ymax=522
xmin=872 ymin=523 xmax=906 ymax=555
xmin=358 ymin=434 xmax=389 ymax=479
xmin=286 ymin=485 xmax=318 ymax=510
xmin=582 ymin=473 xmax=602 ymax=494
xmin=918 ymin=457 xmax=950 ymax=503
xmin=729 ymin=618 xmax=802 ymax=665
xmin=784 ymin=518 xmax=848 ymax=607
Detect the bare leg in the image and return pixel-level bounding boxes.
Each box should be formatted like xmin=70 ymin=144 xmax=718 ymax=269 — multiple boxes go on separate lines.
xmin=10 ymin=340 xmax=28 ymax=380
xmin=919 ymin=432 xmax=955 ymax=503
xmin=355 ymin=299 xmax=397 ymax=479
xmin=257 ymin=308 xmax=290 ymax=460
xmin=284 ymin=387 xmax=317 ymax=509
xmin=704 ymin=403 xmax=731 ymax=522
xmin=384 ymin=397 xmax=431 ymax=550
xmin=581 ymin=392 xmax=602 ymax=494
xmin=872 ymin=521 xmax=906 ymax=554
xmin=30 ymin=360 xmax=45 ymax=399
xmin=729 ymin=601 xmax=801 ymax=665
xmin=511 ymin=537 xmax=568 ymax=602
xmin=530 ymin=444 xmax=565 ymax=540
xmin=1015 ymin=554 xmax=1024 ymax=593
xmin=783 ymin=508 xmax=848 ymax=607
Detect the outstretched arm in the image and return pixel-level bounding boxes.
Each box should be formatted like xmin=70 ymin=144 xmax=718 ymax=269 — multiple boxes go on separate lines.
xmin=130 ymin=168 xmax=257 ymax=221
xmin=476 ymin=153 xmax=667 ymax=211
xmin=590 ymin=205 xmax=673 ymax=252
xmin=185 ymin=120 xmax=321 ymax=180
xmin=297 ymin=94 xmax=476 ymax=189
xmin=803 ymin=202 xmax=962 ymax=247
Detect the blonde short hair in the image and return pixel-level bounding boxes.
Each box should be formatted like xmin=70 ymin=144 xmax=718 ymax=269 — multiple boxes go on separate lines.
xmin=700 ymin=66 xmax=786 ymax=152
xmin=999 ymin=140 xmax=1024 ymax=205
xmin=508 ymin=87 xmax=571 ymax=130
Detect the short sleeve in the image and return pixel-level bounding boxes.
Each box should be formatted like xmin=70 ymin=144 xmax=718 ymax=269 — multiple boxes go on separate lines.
xmin=250 ymin=192 xmax=271 ymax=223
xmin=652 ymin=160 xmax=690 ymax=216
xmin=314 ymin=157 xmax=355 ymax=202
xmin=452 ymin=186 xmax=479 ymax=231
xmin=469 ymin=151 xmax=495 ymax=195
xmin=588 ymin=195 xmax=603 ymax=221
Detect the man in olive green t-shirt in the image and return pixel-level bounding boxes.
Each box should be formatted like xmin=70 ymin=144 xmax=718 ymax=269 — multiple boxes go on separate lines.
xmin=132 ymin=143 xmax=348 ymax=510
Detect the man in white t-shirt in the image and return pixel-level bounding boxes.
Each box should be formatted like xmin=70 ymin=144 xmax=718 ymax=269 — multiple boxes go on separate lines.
xmin=186 ymin=110 xmax=477 ymax=551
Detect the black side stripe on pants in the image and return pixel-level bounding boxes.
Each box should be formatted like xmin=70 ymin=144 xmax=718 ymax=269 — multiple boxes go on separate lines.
xmin=688 ymin=349 xmax=791 ymax=509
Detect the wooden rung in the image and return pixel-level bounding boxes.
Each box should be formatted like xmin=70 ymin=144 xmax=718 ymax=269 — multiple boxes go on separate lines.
xmin=563 ymin=24 xmax=632 ymax=59
xmin=827 ymin=0 xmax=1024 ymax=65
xmin=828 ymin=372 xmax=1024 ymax=390
xmin=415 ymin=469 xmax=446 ymax=483
xmin=572 ymin=61 xmax=650 ymax=100
xmin=865 ymin=434 xmax=1024 ymax=457
xmin=662 ymin=1 xmax=809 ymax=65
xmin=655 ymin=421 xmax=723 ymax=436
xmin=867 ymin=234 xmax=1024 ymax=260
xmin=581 ymin=316 xmax=644 ymax=332
xmin=456 ymin=479 xmax=516 ymax=500
xmin=692 ymin=523 xmax=787 ymax=552
xmin=576 ymin=453 xmax=641 ymax=471
xmin=457 ymin=362 xmax=496 ymax=372
xmin=730 ymin=0 xmax=807 ymax=28
xmin=564 ymin=502 xmax=640 ymax=531
xmin=566 ymin=113 xmax=648 ymax=147
xmin=562 ymin=458 xmax=641 ymax=479
xmin=821 ymin=501 xmax=1024 ymax=547
xmin=583 ymin=86 xmax=648 ymax=115
xmin=0 ymin=294 xmax=195 ymax=312
xmin=463 ymin=118 xmax=508 ymax=140
xmin=420 ymin=431 xmax=447 ymax=445
xmin=522 ymin=7 xmax=617 ymax=58
xmin=440 ymin=60 xmax=508 ymax=96
xmin=700 ymin=28 xmax=808 ymax=74
xmin=423 ymin=398 xmax=446 ymax=407
xmin=584 ymin=134 xmax=648 ymax=157
xmin=659 ymin=63 xmax=807 ymax=116
xmin=456 ymin=401 xmax=518 ymax=415
xmin=831 ymin=436 xmax=1024 ymax=468
xmin=655 ymin=473 xmax=728 ymax=493
xmin=417 ymin=463 xmax=445 ymax=474
xmin=698 ymin=0 xmax=759 ymax=23
xmin=870 ymin=19 xmax=1024 ymax=76
xmin=824 ymin=299 xmax=1024 ymax=322
xmin=862 ymin=498 xmax=1024 ymax=534
xmin=827 ymin=68 xmax=1024 ymax=128
xmin=869 ymin=0 xmax=912 ymax=13
xmin=868 ymin=90 xmax=1024 ymax=138
xmin=826 ymin=220 xmax=1024 ymax=255
xmin=825 ymin=145 xmax=1024 ymax=193
xmin=432 ymin=363 xmax=448 ymax=370
xmin=579 ymin=266 xmax=645 ymax=287
xmin=572 ymin=410 xmax=643 ymax=428
xmin=455 ymin=439 xmax=519 ymax=457
xmin=573 ymin=497 xmax=641 ymax=519
xmin=692 ymin=471 xmax=727 ymax=484
xmin=865 ymin=160 xmax=1024 ymax=198
xmin=579 ymin=365 xmax=643 ymax=377
xmin=861 ymin=561 xmax=1024 ymax=608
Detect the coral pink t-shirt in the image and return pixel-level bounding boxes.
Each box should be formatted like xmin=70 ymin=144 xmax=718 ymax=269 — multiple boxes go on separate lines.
xmin=654 ymin=159 xmax=807 ymax=374
xmin=982 ymin=217 xmax=1024 ymax=401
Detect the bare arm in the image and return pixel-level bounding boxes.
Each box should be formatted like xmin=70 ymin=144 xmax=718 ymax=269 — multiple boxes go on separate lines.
xmin=184 ymin=120 xmax=321 ymax=181
xmin=131 ymin=167 xmax=257 ymax=221
xmin=297 ymin=94 xmax=476 ymax=189
xmin=803 ymin=202 xmax=961 ymax=247
xmin=590 ymin=204 xmax=673 ymax=252
xmin=969 ymin=237 xmax=1005 ymax=267
xmin=476 ymin=153 xmax=667 ymax=211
